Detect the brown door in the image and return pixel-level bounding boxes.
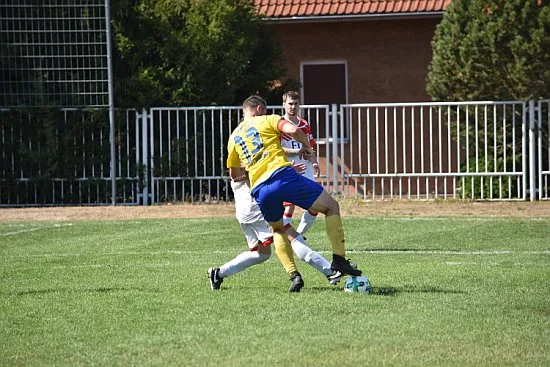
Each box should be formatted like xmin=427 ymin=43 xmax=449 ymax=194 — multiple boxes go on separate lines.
xmin=302 ymin=62 xmax=347 ymax=105
xmin=302 ymin=62 xmax=347 ymax=140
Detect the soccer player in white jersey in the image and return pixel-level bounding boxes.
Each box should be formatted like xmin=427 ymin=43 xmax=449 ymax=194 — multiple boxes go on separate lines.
xmin=280 ymin=90 xmax=319 ymax=234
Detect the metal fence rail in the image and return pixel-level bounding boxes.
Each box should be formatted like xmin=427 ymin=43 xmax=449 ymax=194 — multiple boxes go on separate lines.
xmin=0 ymin=100 xmax=548 ymax=206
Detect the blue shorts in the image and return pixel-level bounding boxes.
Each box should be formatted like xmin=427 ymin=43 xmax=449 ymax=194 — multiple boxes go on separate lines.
xmin=251 ymin=166 xmax=324 ymax=222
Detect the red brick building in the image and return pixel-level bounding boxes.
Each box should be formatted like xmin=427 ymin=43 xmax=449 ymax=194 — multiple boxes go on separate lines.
xmin=254 ymin=0 xmax=452 ymax=104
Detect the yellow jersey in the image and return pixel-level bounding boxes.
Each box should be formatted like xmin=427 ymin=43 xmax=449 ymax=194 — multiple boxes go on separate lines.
xmin=227 ymin=114 xmax=291 ymax=189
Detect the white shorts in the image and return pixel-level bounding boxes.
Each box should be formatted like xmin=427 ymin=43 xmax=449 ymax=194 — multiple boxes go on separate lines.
xmin=240 ymin=220 xmax=273 ymax=249
xmin=232 ymin=180 xmax=264 ymax=223
xmin=231 ymin=179 xmax=273 ymax=248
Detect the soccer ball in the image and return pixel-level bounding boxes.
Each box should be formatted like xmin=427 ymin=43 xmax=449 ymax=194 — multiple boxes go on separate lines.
xmin=344 ymin=275 xmax=372 ymax=293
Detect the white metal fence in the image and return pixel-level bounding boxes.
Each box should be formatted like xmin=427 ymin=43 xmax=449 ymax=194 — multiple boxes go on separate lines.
xmin=0 ymin=108 xmax=141 ymax=206
xmin=146 ymin=104 xmax=336 ymax=203
xmin=339 ymin=101 xmax=527 ymax=200
xmin=0 ymin=100 xmax=548 ymax=206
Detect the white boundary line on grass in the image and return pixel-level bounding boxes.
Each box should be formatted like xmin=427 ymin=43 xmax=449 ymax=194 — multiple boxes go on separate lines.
xmin=51 ymin=262 xmax=173 ymax=269
xmin=1 ymin=223 xmax=73 ymax=236
xmin=361 ymin=217 xmax=549 ymax=221
xmin=319 ymin=250 xmax=550 ymax=255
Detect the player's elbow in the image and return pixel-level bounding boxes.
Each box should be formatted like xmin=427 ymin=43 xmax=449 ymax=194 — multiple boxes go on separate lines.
xmin=278 ymin=120 xmax=298 ymax=135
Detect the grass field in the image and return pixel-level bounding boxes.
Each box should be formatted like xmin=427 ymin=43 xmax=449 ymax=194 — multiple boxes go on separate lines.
xmin=1 ymin=214 xmax=549 ymax=366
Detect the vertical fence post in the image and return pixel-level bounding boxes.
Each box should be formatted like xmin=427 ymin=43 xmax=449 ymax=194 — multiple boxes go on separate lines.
xmin=141 ymin=108 xmax=149 ymax=205
xmin=537 ymin=100 xmax=542 ymax=201
xmin=149 ymin=109 xmax=156 ymax=205
xmin=339 ymin=104 xmax=345 ymax=195
xmin=331 ymin=104 xmax=339 ymax=193
xmin=521 ymin=102 xmax=529 ymax=200
xmin=529 ymin=100 xmax=536 ymax=201
xmin=323 ymin=106 xmax=331 ymax=192
xmin=104 ymin=0 xmax=116 ymax=205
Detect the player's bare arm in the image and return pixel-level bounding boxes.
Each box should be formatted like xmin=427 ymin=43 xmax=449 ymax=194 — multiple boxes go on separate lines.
xmin=277 ymin=119 xmax=315 ymax=154
xmin=229 ymin=167 xmax=248 ymax=182
xmin=283 ymin=146 xmax=301 ymax=155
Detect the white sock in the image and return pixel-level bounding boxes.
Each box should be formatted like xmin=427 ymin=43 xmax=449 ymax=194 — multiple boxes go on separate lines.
xmin=290 ymin=235 xmax=332 ymax=277
xmin=296 ymin=210 xmax=317 ymax=234
xmin=283 ymin=215 xmax=293 ymax=227
xmin=219 ymin=250 xmax=270 ymax=278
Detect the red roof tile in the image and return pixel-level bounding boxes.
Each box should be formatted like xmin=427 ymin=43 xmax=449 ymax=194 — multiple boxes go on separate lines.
xmin=253 ymin=0 xmax=452 ymax=18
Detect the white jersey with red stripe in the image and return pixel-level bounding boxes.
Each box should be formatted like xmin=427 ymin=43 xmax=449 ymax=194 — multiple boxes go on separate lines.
xmin=280 ymin=116 xmax=317 ymax=181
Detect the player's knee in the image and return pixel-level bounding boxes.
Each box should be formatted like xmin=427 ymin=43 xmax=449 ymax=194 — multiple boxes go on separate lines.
xmin=326 ymin=196 xmax=340 ymax=216
xmin=312 ymin=190 xmax=340 ymax=216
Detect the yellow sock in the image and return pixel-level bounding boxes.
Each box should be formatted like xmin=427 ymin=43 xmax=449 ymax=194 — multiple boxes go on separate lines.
xmin=273 ymin=230 xmax=297 ymax=275
xmin=325 ymin=215 xmax=345 ymax=256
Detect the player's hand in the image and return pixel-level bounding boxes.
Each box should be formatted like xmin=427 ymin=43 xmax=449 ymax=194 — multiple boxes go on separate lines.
xmin=291 ymin=160 xmax=306 ymax=174
xmin=299 ymin=146 xmax=315 ymax=160
xmin=312 ymin=162 xmax=320 ymax=177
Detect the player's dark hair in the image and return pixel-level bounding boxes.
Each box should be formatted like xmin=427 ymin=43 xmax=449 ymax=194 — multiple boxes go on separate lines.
xmin=242 ymin=95 xmax=267 ymax=110
xmin=282 ymin=90 xmax=300 ymax=102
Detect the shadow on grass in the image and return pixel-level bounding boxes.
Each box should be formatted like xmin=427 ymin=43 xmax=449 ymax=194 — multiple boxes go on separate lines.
xmin=306 ymin=286 xmax=401 ymax=295
xmin=12 ymin=286 xmax=161 ymax=296
xmin=307 ymin=285 xmax=466 ymax=296
xmin=400 ymin=285 xmax=466 ymax=294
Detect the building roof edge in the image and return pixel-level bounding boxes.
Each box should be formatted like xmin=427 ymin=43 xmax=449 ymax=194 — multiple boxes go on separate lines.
xmin=261 ymin=11 xmax=446 ymax=24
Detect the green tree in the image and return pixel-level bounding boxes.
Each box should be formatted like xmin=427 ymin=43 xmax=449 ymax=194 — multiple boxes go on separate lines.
xmin=111 ymin=0 xmax=286 ymax=108
xmin=427 ymin=0 xmax=550 ymax=101
xmin=427 ymin=0 xmax=550 ymax=199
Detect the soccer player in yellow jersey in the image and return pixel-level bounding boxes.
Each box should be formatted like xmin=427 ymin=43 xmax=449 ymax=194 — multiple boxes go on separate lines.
xmin=226 ymin=95 xmax=362 ymax=292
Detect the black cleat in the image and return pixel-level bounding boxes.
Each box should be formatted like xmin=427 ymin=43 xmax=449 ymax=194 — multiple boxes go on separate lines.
xmin=288 ymin=271 xmax=304 ymax=292
xmin=208 ymin=267 xmax=223 ymax=290
xmin=331 ymin=255 xmax=362 ymax=276
xmin=327 ymin=269 xmax=344 ymax=285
